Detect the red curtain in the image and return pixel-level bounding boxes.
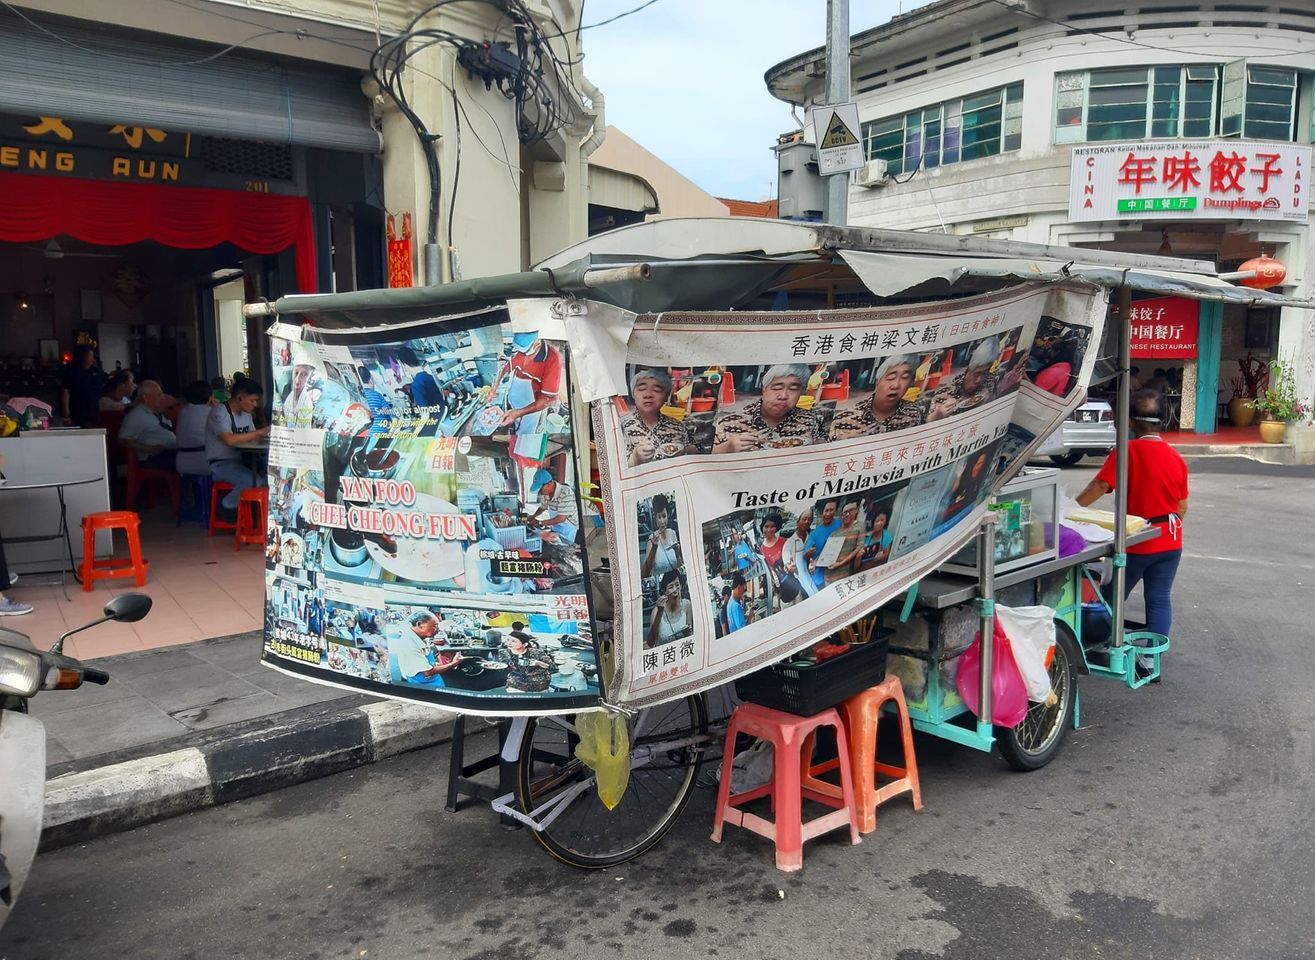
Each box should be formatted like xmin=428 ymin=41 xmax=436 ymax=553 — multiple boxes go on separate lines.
xmin=0 ymin=171 xmax=317 ymax=292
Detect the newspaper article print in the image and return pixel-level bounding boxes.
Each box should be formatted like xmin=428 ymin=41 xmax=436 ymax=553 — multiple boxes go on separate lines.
xmin=595 ymin=283 xmax=1106 ymax=707
xmin=261 ymin=316 xmax=601 ymax=714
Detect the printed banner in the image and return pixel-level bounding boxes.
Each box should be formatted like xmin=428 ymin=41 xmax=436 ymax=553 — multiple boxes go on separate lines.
xmin=261 ymin=311 xmax=601 ymax=714
xmin=587 ymin=283 xmax=1107 ymax=708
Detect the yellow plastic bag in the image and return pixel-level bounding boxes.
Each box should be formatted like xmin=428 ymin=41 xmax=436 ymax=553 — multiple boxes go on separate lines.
xmin=574 ymin=711 xmax=630 ymax=811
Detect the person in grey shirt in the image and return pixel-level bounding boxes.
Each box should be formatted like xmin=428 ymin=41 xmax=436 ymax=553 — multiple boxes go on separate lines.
xmin=206 ymin=379 xmax=270 ymax=520
xmin=119 ymin=380 xmax=178 ymax=470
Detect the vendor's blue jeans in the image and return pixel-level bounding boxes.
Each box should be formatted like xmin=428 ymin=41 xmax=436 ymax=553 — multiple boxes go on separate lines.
xmin=210 ymin=460 xmax=264 ymax=510
xmin=1104 ymin=549 xmax=1182 ymax=639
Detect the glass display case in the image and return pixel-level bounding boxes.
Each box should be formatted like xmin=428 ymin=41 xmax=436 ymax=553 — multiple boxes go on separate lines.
xmin=941 ymin=467 xmax=1059 ymax=577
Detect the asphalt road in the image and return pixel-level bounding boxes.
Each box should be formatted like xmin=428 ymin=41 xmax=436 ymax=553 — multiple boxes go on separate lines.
xmin=4 ymin=458 xmax=1314 ymax=960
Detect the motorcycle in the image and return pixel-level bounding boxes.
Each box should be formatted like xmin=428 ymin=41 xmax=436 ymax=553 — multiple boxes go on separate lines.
xmin=0 ymin=592 xmax=152 ymax=930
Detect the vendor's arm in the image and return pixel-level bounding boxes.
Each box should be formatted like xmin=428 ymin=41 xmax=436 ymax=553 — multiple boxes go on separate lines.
xmin=1075 ymin=477 xmax=1112 ymax=507
xmin=642 ymin=536 xmax=660 ymax=579
xmin=1177 ymin=497 xmax=1188 ymax=518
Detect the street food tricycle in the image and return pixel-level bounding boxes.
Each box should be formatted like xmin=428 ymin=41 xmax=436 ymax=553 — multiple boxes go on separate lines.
xmin=247 ymin=218 xmax=1299 ymax=868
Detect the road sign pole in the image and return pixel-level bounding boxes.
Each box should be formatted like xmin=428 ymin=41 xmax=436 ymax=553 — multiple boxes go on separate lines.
xmin=824 ymin=0 xmax=850 ymax=225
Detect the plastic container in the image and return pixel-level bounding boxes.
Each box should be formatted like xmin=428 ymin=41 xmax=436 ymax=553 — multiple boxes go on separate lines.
xmin=735 ymin=630 xmax=891 ymax=716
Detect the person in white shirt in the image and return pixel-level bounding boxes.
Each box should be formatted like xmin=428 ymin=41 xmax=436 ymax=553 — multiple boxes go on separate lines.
xmin=206 ymin=380 xmax=270 ymax=520
xmin=119 ymin=380 xmax=177 ymax=470
xmin=780 ymin=508 xmax=816 ymax=600
xmin=391 ymin=610 xmax=467 ymax=685
xmin=174 ymin=380 xmax=214 ymax=476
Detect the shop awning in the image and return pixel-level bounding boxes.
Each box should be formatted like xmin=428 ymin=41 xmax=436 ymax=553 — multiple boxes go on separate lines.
xmin=588 ymin=164 xmax=659 ymax=216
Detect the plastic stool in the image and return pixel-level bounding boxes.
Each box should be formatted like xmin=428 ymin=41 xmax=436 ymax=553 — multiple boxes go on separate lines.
xmin=208 ymin=482 xmax=236 ymax=537
xmin=80 ymin=511 xmax=149 ymax=591
xmin=710 ymin=702 xmax=860 ymax=872
xmin=805 ymin=676 xmax=923 ymax=835
xmin=235 ymin=487 xmax=268 ymax=550
xmin=177 ymin=474 xmax=212 ymax=528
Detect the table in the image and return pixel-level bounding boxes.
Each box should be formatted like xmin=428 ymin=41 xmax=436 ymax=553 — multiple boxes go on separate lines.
xmin=0 ymin=475 xmax=104 ymax=599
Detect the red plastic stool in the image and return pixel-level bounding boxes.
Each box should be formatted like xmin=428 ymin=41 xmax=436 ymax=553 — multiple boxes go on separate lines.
xmin=208 ymin=482 xmax=236 ymax=537
xmin=710 ymin=702 xmax=861 ymax=872
xmin=804 ymin=676 xmax=923 ymax=835
xmin=234 ymin=488 xmax=268 ymax=550
xmin=80 ymin=511 xmax=149 ymax=591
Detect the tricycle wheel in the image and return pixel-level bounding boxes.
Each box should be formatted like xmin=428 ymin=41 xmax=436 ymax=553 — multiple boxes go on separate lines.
xmin=996 ymin=622 xmax=1079 ymax=771
xmin=515 ymin=693 xmax=708 ymax=868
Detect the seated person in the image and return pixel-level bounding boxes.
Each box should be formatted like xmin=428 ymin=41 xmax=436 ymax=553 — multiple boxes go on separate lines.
xmin=174 ymin=380 xmax=214 ymax=476
xmin=119 ymin=380 xmax=178 ymax=470
xmin=621 ymin=368 xmax=696 ymax=465
xmin=206 ymin=379 xmax=271 ymax=522
xmin=830 ymin=354 xmax=924 ymax=440
xmin=713 ymin=364 xmax=822 ymax=453
xmin=926 ymin=338 xmax=1000 ymax=421
xmin=392 ymin=610 xmax=467 ymax=686
xmin=99 ymin=373 xmax=132 ymax=412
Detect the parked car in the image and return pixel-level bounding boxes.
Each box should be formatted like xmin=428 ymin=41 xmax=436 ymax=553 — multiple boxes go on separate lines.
xmin=1034 ymin=398 xmax=1115 ymax=467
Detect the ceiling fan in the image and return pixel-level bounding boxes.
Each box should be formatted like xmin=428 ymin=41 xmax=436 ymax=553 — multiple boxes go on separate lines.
xmin=25 ymin=238 xmax=122 ymax=260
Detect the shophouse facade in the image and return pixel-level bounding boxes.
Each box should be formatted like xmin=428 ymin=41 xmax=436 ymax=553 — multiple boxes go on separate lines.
xmin=767 ymin=0 xmax=1315 ymax=432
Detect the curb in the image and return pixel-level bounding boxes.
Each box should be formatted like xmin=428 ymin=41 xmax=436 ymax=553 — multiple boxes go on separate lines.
xmin=41 ymin=700 xmax=457 ymax=849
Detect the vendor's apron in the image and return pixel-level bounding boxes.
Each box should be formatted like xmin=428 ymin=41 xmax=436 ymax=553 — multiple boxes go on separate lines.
xmin=507 ymin=372 xmax=546 ymax=435
xmin=545 ymin=493 xmax=579 ymax=543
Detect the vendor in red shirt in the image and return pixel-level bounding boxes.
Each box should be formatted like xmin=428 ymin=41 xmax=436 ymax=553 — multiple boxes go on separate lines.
xmin=1075 ymin=389 xmax=1189 ymax=654
xmin=497 ymin=332 xmax=563 ymax=434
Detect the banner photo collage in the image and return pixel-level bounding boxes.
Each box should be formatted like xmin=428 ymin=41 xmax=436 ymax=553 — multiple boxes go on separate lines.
xmin=591 ymin=283 xmax=1106 ymax=708
xmin=260 ymin=313 xmax=602 ymax=713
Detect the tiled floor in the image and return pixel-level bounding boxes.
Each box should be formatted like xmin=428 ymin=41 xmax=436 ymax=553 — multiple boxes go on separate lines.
xmin=6 ymin=504 xmax=265 ymax=660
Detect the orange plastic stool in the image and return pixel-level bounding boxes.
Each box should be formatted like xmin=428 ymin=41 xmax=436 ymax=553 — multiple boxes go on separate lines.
xmin=710 ymin=702 xmax=861 ymax=872
xmin=234 ymin=488 xmax=268 ymax=550
xmin=208 ymin=482 xmax=236 ymax=537
xmin=805 ymin=676 xmax=923 ymax=835
xmin=80 ymin=511 xmax=149 ymax=591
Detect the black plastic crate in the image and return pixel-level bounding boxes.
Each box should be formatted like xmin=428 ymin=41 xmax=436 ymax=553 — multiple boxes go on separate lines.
xmin=735 ymin=630 xmax=891 ymax=717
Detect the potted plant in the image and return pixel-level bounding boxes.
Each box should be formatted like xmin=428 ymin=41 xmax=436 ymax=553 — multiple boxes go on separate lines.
xmin=1228 ymin=354 xmax=1269 ymax=427
xmin=1248 ymin=358 xmax=1309 ymax=443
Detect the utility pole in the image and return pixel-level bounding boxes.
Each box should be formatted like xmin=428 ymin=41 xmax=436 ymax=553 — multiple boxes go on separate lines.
xmin=823 ymin=0 xmax=850 ymax=225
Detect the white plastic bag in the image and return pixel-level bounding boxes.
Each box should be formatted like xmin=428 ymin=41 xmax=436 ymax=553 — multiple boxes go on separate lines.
xmin=995 ymin=604 xmax=1057 ymax=704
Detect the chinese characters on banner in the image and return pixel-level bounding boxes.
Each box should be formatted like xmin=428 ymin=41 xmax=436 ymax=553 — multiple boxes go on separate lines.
xmin=386 ymin=213 xmax=414 ymax=288
xmin=1069 ymin=140 xmax=1309 ymax=224
xmin=575 ymin=282 xmax=1108 ymax=709
xmin=1118 ymin=297 xmax=1200 ymax=358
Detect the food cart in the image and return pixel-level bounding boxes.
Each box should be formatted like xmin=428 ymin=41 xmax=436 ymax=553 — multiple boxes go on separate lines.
xmin=245 ymin=217 xmax=1302 ymax=867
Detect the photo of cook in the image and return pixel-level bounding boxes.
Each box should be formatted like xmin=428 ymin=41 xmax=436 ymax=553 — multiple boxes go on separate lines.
xmin=1028 ymin=316 xmax=1090 ymax=397
xmin=366 ymin=602 xmax=599 ymax=697
xmin=266 ymin=467 xmax=325 ymax=574
xmin=637 ymin=491 xmax=693 ymax=649
xmin=458 ymin=446 xmax=585 ymax=597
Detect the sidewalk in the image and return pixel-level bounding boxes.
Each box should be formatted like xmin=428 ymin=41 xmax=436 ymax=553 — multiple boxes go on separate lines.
xmin=30 ymin=630 xmax=459 ymax=848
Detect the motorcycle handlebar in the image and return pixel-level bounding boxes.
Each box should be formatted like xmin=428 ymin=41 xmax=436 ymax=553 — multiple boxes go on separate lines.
xmin=81 ymin=667 xmax=110 ymax=685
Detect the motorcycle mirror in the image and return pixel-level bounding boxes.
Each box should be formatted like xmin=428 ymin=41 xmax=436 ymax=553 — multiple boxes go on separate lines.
xmin=104 ymin=593 xmax=153 ymax=623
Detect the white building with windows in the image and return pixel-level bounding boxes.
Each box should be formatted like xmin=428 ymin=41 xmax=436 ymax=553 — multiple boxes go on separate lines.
xmin=766 ymin=0 xmax=1315 ymax=435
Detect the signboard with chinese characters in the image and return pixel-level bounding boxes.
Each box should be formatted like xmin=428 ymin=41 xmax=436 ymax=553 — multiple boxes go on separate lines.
xmin=1120 ymin=297 xmax=1200 ymax=358
xmin=1069 ymin=140 xmax=1309 ymax=224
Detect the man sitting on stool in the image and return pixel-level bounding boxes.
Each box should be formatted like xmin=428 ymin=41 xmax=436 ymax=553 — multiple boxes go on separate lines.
xmin=119 ymin=380 xmax=178 ymax=470
xmin=206 ymin=379 xmax=270 ymax=523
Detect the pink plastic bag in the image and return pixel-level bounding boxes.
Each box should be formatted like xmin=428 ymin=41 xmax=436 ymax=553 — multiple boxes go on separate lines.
xmin=956 ymin=615 xmax=1029 ymax=728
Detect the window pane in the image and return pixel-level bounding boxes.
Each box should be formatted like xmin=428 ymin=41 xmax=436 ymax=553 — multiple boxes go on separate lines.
xmin=1153 ymin=66 xmax=1181 ymax=84
xmin=1151 ymin=119 xmax=1177 ymax=137
xmin=1006 ymin=83 xmax=1023 ymax=102
xmin=1245 ymin=118 xmax=1293 ymax=139
xmin=962 ymin=90 xmax=1003 ymax=112
xmin=1056 ymin=71 xmax=1085 ymax=92
xmin=1090 ymin=67 xmax=1149 ymax=87
xmin=1249 ymin=67 xmax=1296 ymax=86
xmin=1089 ymin=102 xmax=1150 ymax=124
xmin=1089 ymin=84 xmax=1148 ymax=106
xmin=1186 ymin=65 xmax=1217 ymax=81
xmin=1057 ymin=106 xmax=1084 ymax=127
xmin=1182 ymin=118 xmax=1212 ymax=137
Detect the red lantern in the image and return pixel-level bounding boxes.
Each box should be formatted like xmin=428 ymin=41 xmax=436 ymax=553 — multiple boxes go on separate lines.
xmin=1238 ymin=254 xmax=1286 ymax=289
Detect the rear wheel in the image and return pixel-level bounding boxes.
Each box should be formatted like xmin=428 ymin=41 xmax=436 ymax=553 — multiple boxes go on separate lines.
xmin=1049 ymin=452 xmax=1084 ymax=468
xmin=996 ymin=623 xmax=1079 ymax=771
xmin=515 ymin=694 xmax=708 ymax=868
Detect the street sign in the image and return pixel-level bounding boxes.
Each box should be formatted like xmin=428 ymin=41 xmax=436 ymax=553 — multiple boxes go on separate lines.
xmin=809 ymin=102 xmax=864 ymax=175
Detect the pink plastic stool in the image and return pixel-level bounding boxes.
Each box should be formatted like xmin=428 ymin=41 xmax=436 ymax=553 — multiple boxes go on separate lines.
xmin=710 ymin=702 xmax=861 ymax=872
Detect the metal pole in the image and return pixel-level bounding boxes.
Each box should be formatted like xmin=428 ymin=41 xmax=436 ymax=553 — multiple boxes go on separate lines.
xmin=977 ymin=512 xmax=998 ymax=726
xmin=823 ymin=0 xmax=850 ymax=225
xmin=1111 ymin=285 xmax=1132 ymax=649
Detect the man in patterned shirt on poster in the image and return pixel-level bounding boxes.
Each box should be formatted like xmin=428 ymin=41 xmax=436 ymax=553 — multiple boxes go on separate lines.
xmin=926 ymin=338 xmax=1000 ymax=422
xmin=620 ymin=368 xmax=697 ymax=465
xmin=830 ymin=354 xmax=925 ymax=440
xmin=712 ymin=364 xmax=822 ymax=454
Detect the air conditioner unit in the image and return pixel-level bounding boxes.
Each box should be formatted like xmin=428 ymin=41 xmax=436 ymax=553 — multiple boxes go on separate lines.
xmin=854 ymin=159 xmax=889 ymax=188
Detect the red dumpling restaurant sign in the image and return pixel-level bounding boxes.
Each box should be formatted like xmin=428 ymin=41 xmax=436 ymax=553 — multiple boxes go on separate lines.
xmin=1120 ymin=297 xmax=1199 ymax=358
